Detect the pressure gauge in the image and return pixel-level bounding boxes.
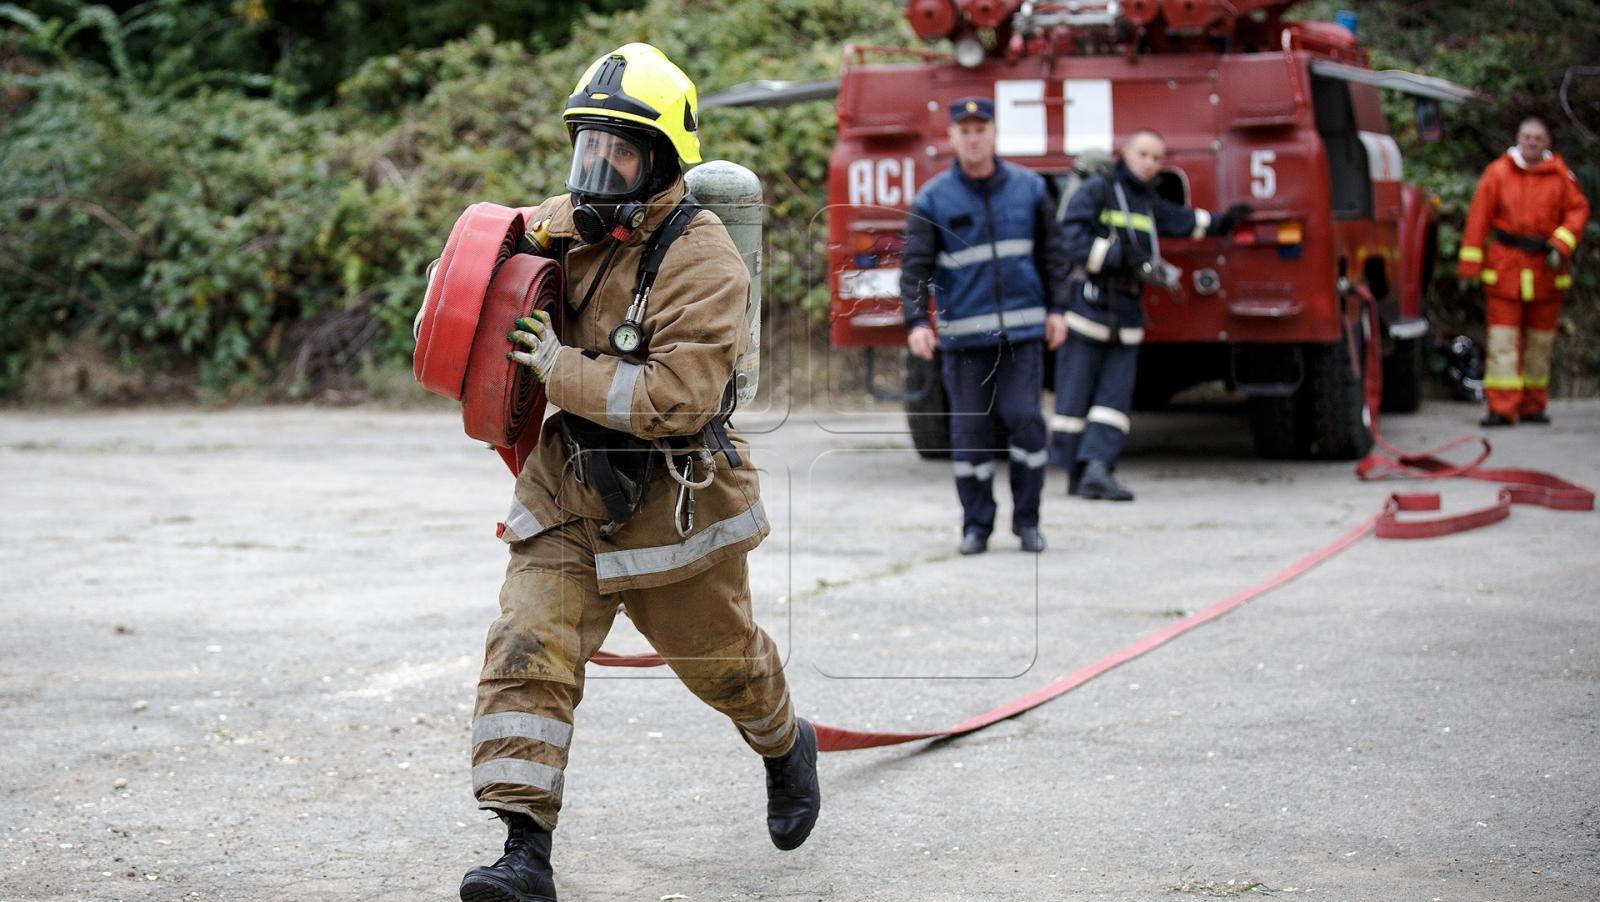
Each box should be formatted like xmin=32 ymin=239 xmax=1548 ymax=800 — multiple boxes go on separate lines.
xmin=610 ymin=321 xmax=644 ymax=355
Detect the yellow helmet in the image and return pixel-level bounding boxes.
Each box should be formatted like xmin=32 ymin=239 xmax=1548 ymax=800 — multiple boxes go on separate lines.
xmin=564 ymin=43 xmax=701 ymax=166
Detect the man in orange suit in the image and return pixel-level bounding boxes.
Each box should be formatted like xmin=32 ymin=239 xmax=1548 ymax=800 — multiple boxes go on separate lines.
xmin=1457 ymin=116 xmax=1589 ymax=426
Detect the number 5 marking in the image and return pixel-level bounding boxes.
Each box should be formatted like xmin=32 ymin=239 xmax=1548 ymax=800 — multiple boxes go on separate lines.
xmin=1251 ymin=150 xmax=1277 ymax=199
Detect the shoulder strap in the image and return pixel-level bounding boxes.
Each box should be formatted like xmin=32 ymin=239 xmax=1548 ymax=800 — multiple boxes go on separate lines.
xmin=633 ymin=193 xmax=701 ymax=300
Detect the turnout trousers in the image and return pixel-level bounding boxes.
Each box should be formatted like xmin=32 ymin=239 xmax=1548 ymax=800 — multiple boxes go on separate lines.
xmin=1049 ymin=330 xmax=1136 ymax=475
xmin=1484 ymin=292 xmax=1562 ymax=421
xmin=940 ymin=340 xmax=1049 ymax=537
xmin=472 ymin=518 xmax=796 ymax=831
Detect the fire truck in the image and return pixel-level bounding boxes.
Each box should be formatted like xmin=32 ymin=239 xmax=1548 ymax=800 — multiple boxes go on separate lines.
xmin=713 ymin=0 xmax=1475 ymax=460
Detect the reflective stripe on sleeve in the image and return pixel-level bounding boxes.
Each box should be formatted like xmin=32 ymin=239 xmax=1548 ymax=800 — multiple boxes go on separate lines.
xmin=472 ymin=758 xmax=565 ymax=797
xmin=1191 ymin=209 xmax=1211 ymax=240
xmin=471 ymin=712 xmax=573 ymax=750
xmin=1064 ymin=311 xmax=1112 ymax=342
xmin=1087 ymin=236 xmax=1113 ymax=274
xmin=1008 ymin=446 xmax=1049 ymax=469
xmin=1553 ymin=226 xmax=1577 ymax=251
xmin=937 ymin=238 xmax=1035 ymax=270
xmin=1459 ymin=246 xmax=1484 ymax=263
xmin=605 ymin=362 xmax=642 ymax=433
xmin=1050 ymin=414 xmax=1086 ymax=434
xmin=1087 ymin=405 xmax=1131 ymax=433
xmin=1118 ymin=327 xmax=1145 ymax=345
xmin=1481 ymin=269 xmax=1498 ymax=285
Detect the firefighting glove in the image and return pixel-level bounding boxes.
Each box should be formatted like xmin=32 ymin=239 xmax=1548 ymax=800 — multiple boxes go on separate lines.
xmin=1117 ymin=238 xmax=1150 ymax=273
xmin=1215 ymin=203 xmax=1253 ymax=234
xmin=507 ymin=311 xmax=564 ymax=383
xmin=1546 ymin=243 xmax=1564 ymax=271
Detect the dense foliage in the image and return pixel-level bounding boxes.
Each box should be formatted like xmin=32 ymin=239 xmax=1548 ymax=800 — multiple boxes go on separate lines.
xmin=1 ymin=0 xmax=1596 ymax=400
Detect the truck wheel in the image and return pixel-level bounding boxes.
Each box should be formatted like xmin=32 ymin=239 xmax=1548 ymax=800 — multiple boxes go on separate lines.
xmin=1247 ymin=394 xmax=1309 ymax=459
xmin=905 ymin=353 xmax=951 ymax=460
xmin=1381 ymin=337 xmax=1424 ymax=413
xmin=1303 ymin=331 xmax=1374 ymax=461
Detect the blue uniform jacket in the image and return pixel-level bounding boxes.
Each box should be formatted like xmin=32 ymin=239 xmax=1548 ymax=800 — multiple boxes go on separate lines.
xmin=899 ymin=159 xmax=1070 ymax=349
xmin=1060 ymin=159 xmax=1223 ymax=339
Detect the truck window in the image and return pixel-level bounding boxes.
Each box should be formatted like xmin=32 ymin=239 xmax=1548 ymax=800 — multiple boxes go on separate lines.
xmin=1310 ymin=75 xmax=1372 ymax=220
xmin=1154 ymin=169 xmax=1189 ymax=207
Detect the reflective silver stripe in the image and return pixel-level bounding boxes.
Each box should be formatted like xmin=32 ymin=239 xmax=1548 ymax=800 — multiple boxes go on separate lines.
xmin=472 ymin=712 xmax=573 ymax=750
xmin=745 ymin=706 xmax=795 ymax=748
xmin=1087 ymin=236 xmax=1113 ymax=274
xmin=937 ymin=238 xmax=1034 ymax=270
xmin=738 ymin=698 xmax=790 ymax=734
xmin=503 ymin=498 xmax=542 ymax=542
xmin=938 ymin=306 xmax=1047 ymax=337
xmin=1118 ymin=327 xmax=1145 ymax=345
xmin=1191 ymin=208 xmax=1211 ymax=240
xmin=605 ymin=362 xmax=642 ymax=433
xmin=1050 ymin=414 xmax=1086 ymax=434
xmin=1008 ymin=446 xmax=1049 ymax=469
xmin=472 ymin=758 xmax=564 ymax=797
xmin=594 ymin=500 xmax=768 ymax=582
xmin=952 ymin=460 xmax=996 ymax=480
xmin=1087 ymin=405 xmax=1131 ymax=433
xmin=1065 ymin=311 xmax=1112 ymax=342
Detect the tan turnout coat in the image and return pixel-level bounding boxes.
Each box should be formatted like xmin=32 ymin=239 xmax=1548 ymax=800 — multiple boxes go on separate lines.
xmin=497 ymin=178 xmax=766 ymax=594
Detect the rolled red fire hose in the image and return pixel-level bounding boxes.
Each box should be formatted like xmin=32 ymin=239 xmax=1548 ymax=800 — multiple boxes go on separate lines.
xmin=413 ymin=203 xmax=560 ymax=473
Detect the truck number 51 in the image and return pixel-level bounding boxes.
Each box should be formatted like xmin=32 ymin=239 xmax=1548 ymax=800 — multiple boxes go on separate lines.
xmin=1250 ymin=150 xmax=1277 ymax=199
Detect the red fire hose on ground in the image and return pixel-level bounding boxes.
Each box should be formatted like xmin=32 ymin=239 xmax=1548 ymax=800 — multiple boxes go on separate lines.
xmin=419 ymin=225 xmax=1592 ymax=753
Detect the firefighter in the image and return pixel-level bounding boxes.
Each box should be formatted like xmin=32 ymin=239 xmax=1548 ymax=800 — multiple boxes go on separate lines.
xmin=899 ymin=96 xmax=1071 ymax=555
xmin=459 ymin=44 xmax=819 ymax=902
xmin=1457 ymin=116 xmax=1589 ymax=427
xmin=1051 ymin=130 xmax=1250 ymax=500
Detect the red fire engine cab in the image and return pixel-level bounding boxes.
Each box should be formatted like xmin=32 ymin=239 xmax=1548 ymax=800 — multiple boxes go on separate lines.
xmin=822 ymin=0 xmax=1474 ymax=459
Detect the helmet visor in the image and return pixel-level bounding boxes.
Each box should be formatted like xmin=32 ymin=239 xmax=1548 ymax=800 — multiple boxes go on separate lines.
xmin=566 ymin=127 xmax=651 ymax=200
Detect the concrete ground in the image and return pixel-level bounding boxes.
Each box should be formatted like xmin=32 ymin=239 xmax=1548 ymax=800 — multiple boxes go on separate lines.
xmin=2 ymin=397 xmax=1597 ymax=901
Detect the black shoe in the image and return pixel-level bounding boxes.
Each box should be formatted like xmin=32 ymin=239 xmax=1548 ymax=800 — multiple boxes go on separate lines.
xmin=461 ymin=812 xmax=558 ymax=902
xmin=1522 ymin=411 xmax=1551 ymax=424
xmin=958 ymin=530 xmax=988 ymax=555
xmin=1016 ymin=526 xmax=1046 ymax=553
xmin=765 ymin=718 xmax=820 ymax=851
xmin=1480 ymin=413 xmax=1514 ymax=428
xmin=1077 ymin=460 xmax=1134 ymax=501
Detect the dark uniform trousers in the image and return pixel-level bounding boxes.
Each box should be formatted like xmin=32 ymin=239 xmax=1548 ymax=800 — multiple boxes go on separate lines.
xmin=1049 ymin=305 xmax=1137 ymax=474
xmin=941 ymin=340 xmax=1049 ymax=537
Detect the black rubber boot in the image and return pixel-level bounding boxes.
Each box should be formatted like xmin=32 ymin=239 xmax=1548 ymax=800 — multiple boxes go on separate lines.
xmin=958 ymin=530 xmax=988 ymax=555
xmin=460 ymin=811 xmax=558 ymax=902
xmin=765 ymin=718 xmax=821 ymax=850
xmin=1078 ymin=459 xmax=1134 ymax=501
xmin=1522 ymin=411 xmax=1551 ymax=424
xmin=1480 ymin=412 xmax=1514 ymax=427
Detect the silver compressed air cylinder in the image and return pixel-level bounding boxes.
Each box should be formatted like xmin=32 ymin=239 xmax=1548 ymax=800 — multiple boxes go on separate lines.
xmin=685 ymin=160 xmax=762 ymax=407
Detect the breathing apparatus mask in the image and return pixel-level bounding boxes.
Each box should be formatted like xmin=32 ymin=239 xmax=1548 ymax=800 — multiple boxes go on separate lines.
xmin=567 ymin=125 xmax=654 ymax=244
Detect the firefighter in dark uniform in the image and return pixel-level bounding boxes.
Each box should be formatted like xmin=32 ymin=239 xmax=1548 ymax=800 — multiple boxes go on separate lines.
xmin=900 ymin=96 xmax=1071 ymax=555
xmin=1052 ymin=129 xmax=1250 ymax=500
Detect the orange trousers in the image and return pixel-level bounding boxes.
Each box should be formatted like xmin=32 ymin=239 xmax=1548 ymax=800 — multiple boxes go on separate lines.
xmin=1484 ymin=292 xmax=1561 ymax=421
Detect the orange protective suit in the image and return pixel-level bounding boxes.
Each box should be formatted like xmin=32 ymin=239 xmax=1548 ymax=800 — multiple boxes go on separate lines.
xmin=1457 ymin=148 xmax=1589 ymax=421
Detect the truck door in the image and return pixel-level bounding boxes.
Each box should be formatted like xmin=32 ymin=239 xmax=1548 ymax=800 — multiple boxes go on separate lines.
xmin=1310 ymin=75 xmax=1373 ymax=221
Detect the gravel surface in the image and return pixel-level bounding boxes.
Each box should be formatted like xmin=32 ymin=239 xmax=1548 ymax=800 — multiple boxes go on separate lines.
xmin=2 ymin=397 xmax=1597 ymax=901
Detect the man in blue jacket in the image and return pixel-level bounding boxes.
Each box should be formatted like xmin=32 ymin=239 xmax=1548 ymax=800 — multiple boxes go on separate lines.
xmin=899 ymin=96 xmax=1071 ymax=555
xmin=1052 ymin=129 xmax=1250 ymax=500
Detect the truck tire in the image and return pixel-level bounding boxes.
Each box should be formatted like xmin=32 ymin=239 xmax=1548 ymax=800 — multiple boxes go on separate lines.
xmin=1303 ymin=334 xmax=1374 ymax=460
xmin=1380 ymin=336 xmax=1424 ymax=413
xmin=1247 ymin=394 xmax=1309 ymax=459
xmin=905 ymin=353 xmax=951 ymax=460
